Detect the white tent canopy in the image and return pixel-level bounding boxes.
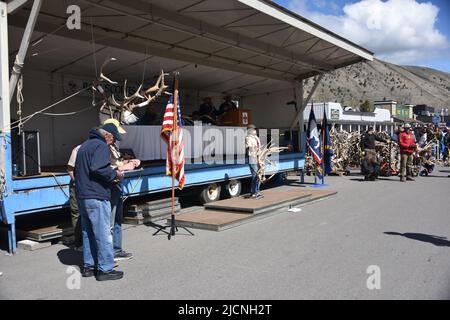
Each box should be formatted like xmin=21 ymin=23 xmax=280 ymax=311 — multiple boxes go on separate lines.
xmin=6 ymin=0 xmax=374 ymax=96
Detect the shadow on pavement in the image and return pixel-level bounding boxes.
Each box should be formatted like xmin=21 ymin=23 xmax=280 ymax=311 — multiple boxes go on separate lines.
xmin=384 ymin=232 xmax=450 ymax=247
xmin=349 ymin=177 xmax=398 ymax=182
xmin=422 ymin=175 xmax=450 ymax=179
xmin=349 ymin=178 xmax=366 ymax=182
xmin=57 ymin=248 xmax=83 ymax=267
xmin=284 ymin=181 xmax=315 ymax=187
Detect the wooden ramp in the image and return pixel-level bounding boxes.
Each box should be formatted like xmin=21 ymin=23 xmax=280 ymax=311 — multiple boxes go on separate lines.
xmin=174 ymin=187 xmax=337 ymax=231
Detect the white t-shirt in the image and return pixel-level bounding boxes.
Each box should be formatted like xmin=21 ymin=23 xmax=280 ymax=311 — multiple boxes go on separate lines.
xmin=67 ymin=145 xmax=81 ymax=167
xmin=109 ymin=144 xmax=124 ymax=169
xmin=245 ymin=134 xmax=261 ymax=163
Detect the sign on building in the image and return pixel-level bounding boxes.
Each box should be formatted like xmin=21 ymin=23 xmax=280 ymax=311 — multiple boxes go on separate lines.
xmin=330 ymin=109 xmax=340 ymax=120
xmin=395 ymin=105 xmax=410 ymax=119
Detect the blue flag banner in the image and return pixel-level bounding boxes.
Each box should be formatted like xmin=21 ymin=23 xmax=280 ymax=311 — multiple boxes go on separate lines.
xmin=322 ymin=108 xmax=333 ymax=175
xmin=306 ymin=106 xmax=323 ymax=179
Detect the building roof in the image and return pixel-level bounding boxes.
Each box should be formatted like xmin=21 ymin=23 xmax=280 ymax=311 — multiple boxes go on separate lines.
xmin=374 ymin=100 xmax=397 ymax=104
xmin=343 ymin=110 xmax=376 ymax=116
xmin=8 ymin=0 xmax=374 ymax=96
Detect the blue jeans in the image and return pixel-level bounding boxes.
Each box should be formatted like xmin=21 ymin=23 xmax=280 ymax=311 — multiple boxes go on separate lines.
xmin=249 ymin=164 xmax=261 ymax=195
xmin=78 ymin=198 xmax=114 ymax=272
xmin=110 ymin=185 xmax=123 ymax=254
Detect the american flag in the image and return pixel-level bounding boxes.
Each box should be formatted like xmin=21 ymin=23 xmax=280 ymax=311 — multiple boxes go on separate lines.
xmin=161 ymin=95 xmax=185 ymax=189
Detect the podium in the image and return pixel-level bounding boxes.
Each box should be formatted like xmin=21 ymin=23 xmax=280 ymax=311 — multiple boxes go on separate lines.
xmin=220 ymin=109 xmax=252 ymax=127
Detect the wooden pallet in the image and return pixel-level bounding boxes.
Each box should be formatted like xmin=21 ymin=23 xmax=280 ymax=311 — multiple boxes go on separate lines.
xmin=15 ymin=223 xmax=72 ymax=242
xmin=124 ymin=197 xmax=180 ymax=225
xmin=123 ymin=205 xmax=181 ymax=225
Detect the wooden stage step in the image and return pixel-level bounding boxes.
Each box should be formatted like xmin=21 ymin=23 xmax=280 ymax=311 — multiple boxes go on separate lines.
xmin=124 ymin=197 xmax=180 ymax=225
xmin=204 ymin=189 xmax=314 ymax=214
xmin=174 ymin=187 xmax=337 ymax=232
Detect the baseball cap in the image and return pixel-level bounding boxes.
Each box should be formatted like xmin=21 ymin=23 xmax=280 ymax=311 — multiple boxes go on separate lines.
xmin=101 ymin=123 xmax=122 ymax=141
xmin=403 ymin=123 xmax=411 ymax=128
xmin=103 ymin=118 xmax=126 ymax=134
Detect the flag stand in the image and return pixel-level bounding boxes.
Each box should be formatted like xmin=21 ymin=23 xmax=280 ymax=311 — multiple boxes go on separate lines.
xmin=311 ymin=104 xmax=328 ymax=188
xmin=153 ymin=72 xmax=194 ymax=240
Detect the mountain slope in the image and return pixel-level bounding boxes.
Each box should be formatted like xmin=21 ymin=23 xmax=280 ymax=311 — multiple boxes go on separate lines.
xmin=304 ymin=59 xmax=450 ymax=111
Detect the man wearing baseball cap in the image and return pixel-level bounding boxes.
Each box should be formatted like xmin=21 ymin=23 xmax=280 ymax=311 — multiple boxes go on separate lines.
xmin=75 ymin=124 xmax=125 ymax=281
xmin=103 ymin=118 xmax=126 ymax=135
xmin=102 ymin=119 xmax=140 ymax=262
xmin=398 ymin=123 xmax=417 ymax=182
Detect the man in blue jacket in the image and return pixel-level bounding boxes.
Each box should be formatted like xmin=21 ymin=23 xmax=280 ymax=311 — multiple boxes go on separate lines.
xmin=75 ymin=124 xmax=125 ymax=281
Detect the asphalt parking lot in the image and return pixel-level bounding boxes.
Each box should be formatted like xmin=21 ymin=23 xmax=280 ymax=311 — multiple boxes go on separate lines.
xmin=1 ymin=168 xmax=449 ymax=300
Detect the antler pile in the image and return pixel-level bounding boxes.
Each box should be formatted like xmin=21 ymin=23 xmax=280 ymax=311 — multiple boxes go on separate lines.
xmin=415 ymin=138 xmax=438 ymax=172
xmin=322 ymin=127 xmax=362 ymax=173
xmin=374 ymin=132 xmax=399 ymax=174
xmin=304 ymin=128 xmax=400 ymax=175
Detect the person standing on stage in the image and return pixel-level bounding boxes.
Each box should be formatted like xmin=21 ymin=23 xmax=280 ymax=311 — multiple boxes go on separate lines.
xmin=245 ymin=125 xmax=263 ymax=199
xmin=218 ymin=95 xmax=237 ymax=117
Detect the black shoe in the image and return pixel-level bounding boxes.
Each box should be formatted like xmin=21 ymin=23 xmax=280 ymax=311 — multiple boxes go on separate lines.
xmin=114 ymin=251 xmax=133 ymax=261
xmin=81 ymin=267 xmax=96 ymax=278
xmin=95 ymin=270 xmax=124 ymax=281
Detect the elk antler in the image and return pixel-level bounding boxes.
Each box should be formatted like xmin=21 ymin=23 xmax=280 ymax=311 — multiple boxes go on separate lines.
xmin=135 ymin=94 xmax=157 ymax=108
xmin=123 ymin=80 xmax=144 ymax=101
xmin=119 ymin=80 xmax=144 ymax=110
xmin=109 ymin=95 xmax=122 ymax=107
xmin=99 ymin=58 xmax=118 ymax=84
xmin=144 ymin=69 xmax=170 ymax=96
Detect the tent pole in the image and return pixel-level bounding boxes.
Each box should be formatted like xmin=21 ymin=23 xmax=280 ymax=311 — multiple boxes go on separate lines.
xmin=9 ymin=0 xmax=42 ymax=101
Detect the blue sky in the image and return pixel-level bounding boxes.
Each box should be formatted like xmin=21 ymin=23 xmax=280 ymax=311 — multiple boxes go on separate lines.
xmin=273 ymin=0 xmax=450 ymax=72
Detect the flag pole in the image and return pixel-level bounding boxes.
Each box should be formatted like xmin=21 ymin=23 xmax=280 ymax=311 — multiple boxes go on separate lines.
xmin=322 ymin=103 xmax=325 ymax=185
xmin=311 ymin=101 xmax=318 ymax=185
xmin=170 ymin=72 xmax=179 ymax=238
xmin=153 ymin=71 xmax=193 ymax=239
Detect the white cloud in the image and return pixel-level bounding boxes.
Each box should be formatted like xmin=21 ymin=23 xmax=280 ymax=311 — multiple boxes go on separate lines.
xmin=287 ymin=0 xmax=449 ymax=64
